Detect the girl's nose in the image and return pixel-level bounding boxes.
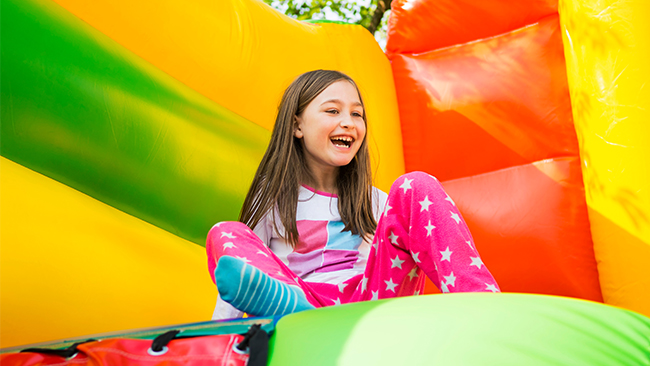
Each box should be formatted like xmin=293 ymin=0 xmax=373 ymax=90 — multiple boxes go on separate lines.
xmin=340 ymin=115 xmax=354 ymax=129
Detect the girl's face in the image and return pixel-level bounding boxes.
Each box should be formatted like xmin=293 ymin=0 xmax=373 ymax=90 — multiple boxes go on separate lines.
xmin=294 ymin=80 xmax=366 ymax=176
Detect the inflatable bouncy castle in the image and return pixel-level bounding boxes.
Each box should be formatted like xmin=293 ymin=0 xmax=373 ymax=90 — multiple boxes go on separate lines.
xmin=1 ymin=0 xmax=649 ymax=363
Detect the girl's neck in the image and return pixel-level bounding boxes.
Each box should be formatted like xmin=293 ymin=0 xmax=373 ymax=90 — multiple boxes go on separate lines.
xmin=302 ymin=167 xmax=338 ymax=195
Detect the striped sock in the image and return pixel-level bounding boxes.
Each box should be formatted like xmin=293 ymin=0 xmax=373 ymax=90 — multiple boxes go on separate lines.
xmin=215 ymin=256 xmax=315 ymax=316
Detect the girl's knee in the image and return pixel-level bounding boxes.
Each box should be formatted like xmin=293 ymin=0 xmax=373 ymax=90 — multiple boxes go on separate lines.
xmin=391 ymin=171 xmax=443 ymax=193
xmin=207 ymin=221 xmax=250 ymax=244
xmin=207 ymin=222 xmax=251 ymax=282
xmin=403 ymin=171 xmax=438 ymax=183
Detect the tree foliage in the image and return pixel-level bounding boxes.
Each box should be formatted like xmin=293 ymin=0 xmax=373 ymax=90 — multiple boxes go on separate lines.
xmin=264 ymin=0 xmax=392 ymax=35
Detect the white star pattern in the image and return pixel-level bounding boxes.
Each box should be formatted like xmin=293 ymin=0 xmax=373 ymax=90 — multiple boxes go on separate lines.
xmin=256 ymin=250 xmax=268 ymax=257
xmin=414 ymin=290 xmax=420 ymax=296
xmin=419 ymin=196 xmax=433 ymax=212
xmin=424 ymin=220 xmax=436 ymax=236
xmin=361 ymin=277 xmax=368 ymax=292
xmin=440 ymin=247 xmax=452 ymax=262
xmin=294 ymin=277 xmax=301 ymax=284
xmin=441 ymin=282 xmax=449 ymax=293
xmin=412 ymin=251 xmax=421 ymax=263
xmin=445 ymin=194 xmax=456 ymax=206
xmin=371 ymin=290 xmax=379 ymax=301
xmin=400 ymin=177 xmax=413 ymax=193
xmin=470 ymin=257 xmax=483 ymax=269
xmin=450 ymin=211 xmax=461 ymax=224
xmin=338 ymin=282 xmax=348 ymax=293
xmin=407 ymin=267 xmax=419 ymax=280
xmin=388 ymin=231 xmax=399 ymax=245
xmin=384 ymin=203 xmax=392 ymax=217
xmin=236 ymin=256 xmax=251 ymax=264
xmin=466 ymin=240 xmax=474 ymax=250
xmin=276 ymin=271 xmax=285 ymax=277
xmin=444 ymin=272 xmax=456 ymax=287
xmin=485 ymin=283 xmax=499 ymax=293
xmin=333 ymin=298 xmax=342 ymax=306
xmin=221 ymin=232 xmax=236 ymax=239
xmin=223 ymin=242 xmax=236 ymax=249
xmin=385 ymin=278 xmax=398 ymax=292
xmin=391 ymin=255 xmax=405 ymax=269
xmin=214 ymin=222 xmax=224 ymax=227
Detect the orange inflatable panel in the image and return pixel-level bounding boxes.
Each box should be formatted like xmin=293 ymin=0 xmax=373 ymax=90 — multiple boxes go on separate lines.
xmin=441 ymin=158 xmax=602 ymax=301
xmin=392 ymin=15 xmax=576 ymax=181
xmin=386 ymin=0 xmax=557 ymax=55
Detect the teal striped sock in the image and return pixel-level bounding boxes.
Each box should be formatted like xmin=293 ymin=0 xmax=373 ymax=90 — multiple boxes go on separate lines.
xmin=215 ymin=256 xmax=315 ymax=316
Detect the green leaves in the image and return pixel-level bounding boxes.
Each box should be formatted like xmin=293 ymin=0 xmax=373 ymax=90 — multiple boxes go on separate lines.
xmin=264 ymin=0 xmax=386 ymax=34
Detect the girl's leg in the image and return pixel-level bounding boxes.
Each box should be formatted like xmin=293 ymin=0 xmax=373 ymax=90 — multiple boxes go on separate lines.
xmin=353 ymin=172 xmax=500 ymax=301
xmin=206 ymin=222 xmax=319 ymax=316
xmin=207 ymin=222 xmax=296 ymax=286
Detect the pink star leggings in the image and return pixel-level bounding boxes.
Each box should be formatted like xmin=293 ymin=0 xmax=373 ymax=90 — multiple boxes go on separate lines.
xmin=206 ymin=172 xmax=500 ymax=309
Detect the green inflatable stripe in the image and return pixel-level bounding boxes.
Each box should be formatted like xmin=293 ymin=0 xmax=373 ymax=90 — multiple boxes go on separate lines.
xmin=269 ymin=293 xmax=650 ymax=365
xmin=1 ymin=0 xmax=270 ymax=245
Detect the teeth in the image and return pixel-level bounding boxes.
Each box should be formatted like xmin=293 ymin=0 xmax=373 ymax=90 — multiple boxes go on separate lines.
xmin=331 ymin=136 xmax=353 ymax=147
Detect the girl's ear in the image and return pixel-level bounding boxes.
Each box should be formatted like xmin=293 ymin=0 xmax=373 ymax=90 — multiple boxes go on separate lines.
xmin=293 ymin=116 xmax=303 ymax=139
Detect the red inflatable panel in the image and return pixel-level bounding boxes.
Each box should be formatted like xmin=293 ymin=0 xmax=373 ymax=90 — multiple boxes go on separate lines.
xmin=392 ymin=15 xmax=576 ymax=181
xmin=434 ymin=158 xmax=602 ymax=301
xmin=386 ymin=0 xmax=557 ymax=55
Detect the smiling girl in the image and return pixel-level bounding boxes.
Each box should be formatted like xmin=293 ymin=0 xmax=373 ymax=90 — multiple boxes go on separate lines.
xmin=206 ymin=70 xmax=499 ymax=319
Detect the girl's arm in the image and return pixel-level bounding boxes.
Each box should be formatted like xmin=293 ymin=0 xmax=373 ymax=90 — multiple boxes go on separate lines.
xmin=252 ymin=212 xmax=273 ymax=247
xmin=372 ymin=187 xmax=389 ymax=221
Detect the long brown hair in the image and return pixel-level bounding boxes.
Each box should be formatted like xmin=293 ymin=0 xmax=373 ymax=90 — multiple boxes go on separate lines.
xmin=239 ymin=70 xmax=377 ymax=247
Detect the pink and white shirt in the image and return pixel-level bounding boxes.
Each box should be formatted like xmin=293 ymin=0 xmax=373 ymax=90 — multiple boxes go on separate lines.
xmin=253 ymin=185 xmax=388 ymax=285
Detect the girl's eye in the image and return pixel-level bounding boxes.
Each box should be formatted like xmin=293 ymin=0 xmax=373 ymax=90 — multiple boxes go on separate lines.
xmin=352 ymin=112 xmax=363 ymax=118
xmin=326 ymin=109 xmax=339 ymax=114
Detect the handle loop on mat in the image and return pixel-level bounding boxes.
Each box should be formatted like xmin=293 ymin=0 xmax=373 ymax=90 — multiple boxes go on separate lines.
xmin=20 ymin=339 xmax=96 ymax=358
xmin=149 ymin=330 xmax=181 ymax=355
xmin=235 ymin=324 xmax=268 ymax=366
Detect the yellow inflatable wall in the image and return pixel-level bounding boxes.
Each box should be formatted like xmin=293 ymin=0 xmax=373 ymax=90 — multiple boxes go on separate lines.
xmin=0 ymin=158 xmax=216 ymax=347
xmin=559 ymin=0 xmax=650 ymax=316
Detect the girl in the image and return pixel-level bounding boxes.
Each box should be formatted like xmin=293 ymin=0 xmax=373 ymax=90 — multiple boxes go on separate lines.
xmin=207 ymin=70 xmax=499 ymax=319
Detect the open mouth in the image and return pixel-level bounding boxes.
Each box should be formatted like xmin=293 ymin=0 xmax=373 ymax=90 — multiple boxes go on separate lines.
xmin=331 ymin=136 xmax=354 ymax=148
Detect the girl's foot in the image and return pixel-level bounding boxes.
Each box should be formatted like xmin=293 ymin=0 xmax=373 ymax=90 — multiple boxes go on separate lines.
xmin=215 ymin=256 xmax=315 ymax=316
